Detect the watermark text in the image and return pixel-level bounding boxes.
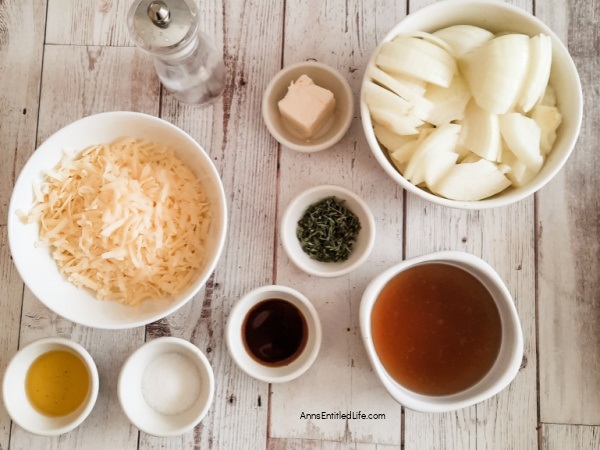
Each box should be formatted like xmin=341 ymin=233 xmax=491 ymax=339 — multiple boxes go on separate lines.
xmin=299 ymin=411 xmax=385 ymax=420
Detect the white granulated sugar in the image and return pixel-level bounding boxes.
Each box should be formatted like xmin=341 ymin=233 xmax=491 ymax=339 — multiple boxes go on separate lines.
xmin=141 ymin=352 xmax=201 ymax=416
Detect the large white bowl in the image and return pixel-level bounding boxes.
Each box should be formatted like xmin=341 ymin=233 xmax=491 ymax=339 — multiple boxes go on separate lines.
xmin=360 ymin=251 xmax=523 ymax=412
xmin=360 ymin=0 xmax=583 ymax=209
xmin=8 ymin=112 xmax=227 ymax=329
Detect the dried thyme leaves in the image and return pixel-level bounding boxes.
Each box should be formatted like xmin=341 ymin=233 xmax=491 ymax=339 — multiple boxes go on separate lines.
xmin=296 ymin=197 xmax=361 ymax=262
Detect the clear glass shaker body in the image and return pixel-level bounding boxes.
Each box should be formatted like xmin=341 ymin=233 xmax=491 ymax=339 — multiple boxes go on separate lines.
xmin=128 ymin=0 xmax=226 ymax=105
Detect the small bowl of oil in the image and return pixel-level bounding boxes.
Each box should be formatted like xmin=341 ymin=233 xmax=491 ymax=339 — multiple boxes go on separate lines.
xmin=2 ymin=337 xmax=99 ymax=436
xmin=360 ymin=251 xmax=524 ymax=413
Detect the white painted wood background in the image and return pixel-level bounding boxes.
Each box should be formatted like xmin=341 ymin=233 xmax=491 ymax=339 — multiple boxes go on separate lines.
xmin=0 ymin=0 xmax=598 ymax=448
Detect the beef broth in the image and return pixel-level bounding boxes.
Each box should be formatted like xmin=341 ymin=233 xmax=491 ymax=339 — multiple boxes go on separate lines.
xmin=371 ymin=263 xmax=502 ymax=396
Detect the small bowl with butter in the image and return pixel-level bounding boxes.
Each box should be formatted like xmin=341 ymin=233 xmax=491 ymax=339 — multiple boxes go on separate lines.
xmin=262 ymin=61 xmax=354 ymax=152
xmin=2 ymin=337 xmax=99 ymax=436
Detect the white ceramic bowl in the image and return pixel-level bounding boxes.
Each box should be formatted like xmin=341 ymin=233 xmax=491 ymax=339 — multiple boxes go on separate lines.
xmin=226 ymin=285 xmax=322 ymax=383
xmin=262 ymin=61 xmax=354 ymax=152
xmin=2 ymin=337 xmax=99 ymax=436
xmin=360 ymin=0 xmax=583 ymax=209
xmin=118 ymin=337 xmax=214 ymax=437
xmin=280 ymin=185 xmax=376 ymax=278
xmin=360 ymin=251 xmax=523 ymax=413
xmin=7 ymin=111 xmax=228 ymax=329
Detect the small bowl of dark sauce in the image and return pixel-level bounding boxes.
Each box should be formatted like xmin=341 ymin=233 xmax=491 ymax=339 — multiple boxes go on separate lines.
xmin=360 ymin=251 xmax=523 ymax=413
xmin=226 ymin=285 xmax=322 ymax=383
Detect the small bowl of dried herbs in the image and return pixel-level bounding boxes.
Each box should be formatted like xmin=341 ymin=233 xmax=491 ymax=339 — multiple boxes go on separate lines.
xmin=281 ymin=185 xmax=376 ymax=278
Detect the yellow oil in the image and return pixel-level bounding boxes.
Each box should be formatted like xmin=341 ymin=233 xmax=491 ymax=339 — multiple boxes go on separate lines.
xmin=25 ymin=350 xmax=90 ymax=417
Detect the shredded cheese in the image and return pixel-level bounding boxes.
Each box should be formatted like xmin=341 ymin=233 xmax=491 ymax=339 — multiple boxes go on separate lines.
xmin=21 ymin=138 xmax=212 ymax=306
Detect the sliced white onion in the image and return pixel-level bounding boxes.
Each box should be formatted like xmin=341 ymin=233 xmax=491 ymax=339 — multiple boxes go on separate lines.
xmin=460 ymin=34 xmax=530 ymax=114
xmin=459 ymin=100 xmax=502 ymax=161
xmin=389 ymin=37 xmax=457 ymax=70
xmin=421 ymin=151 xmax=460 ymax=187
xmin=453 ymin=145 xmax=472 ymax=162
xmin=367 ymin=26 xmax=560 ymax=201
xmin=364 ymin=81 xmax=413 ymax=115
xmin=391 ymin=74 xmax=427 ymax=96
xmin=390 ymin=139 xmax=421 ymax=169
xmin=369 ymin=107 xmax=423 ymax=135
xmin=499 ymin=113 xmax=543 ymax=171
xmin=404 ymin=123 xmax=461 ymax=184
xmin=432 ymin=159 xmax=511 ymax=201
xmin=432 ymin=25 xmax=494 ymax=56
xmin=377 ymin=39 xmax=455 ymax=87
xmin=501 ymin=147 xmax=537 ymax=187
xmin=531 ymin=104 xmax=562 ymax=154
xmin=461 ymin=151 xmax=482 ymax=163
xmin=373 ymin=122 xmax=417 ymax=151
xmin=540 ymin=84 xmax=557 ymax=107
xmin=394 ymin=31 xmax=457 ymax=57
xmin=424 ymin=75 xmax=471 ymax=126
xmin=368 ymin=66 xmax=433 ymax=120
xmin=518 ymin=34 xmax=553 ymax=112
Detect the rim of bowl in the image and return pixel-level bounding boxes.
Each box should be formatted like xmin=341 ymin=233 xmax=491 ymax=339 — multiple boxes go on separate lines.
xmin=262 ymin=61 xmax=354 ymax=153
xmin=359 ymin=251 xmax=524 ymax=412
xmin=225 ymin=285 xmax=322 ymax=383
xmin=2 ymin=337 xmax=100 ymax=436
xmin=7 ymin=111 xmax=228 ymax=329
xmin=360 ymin=0 xmax=583 ymax=210
xmin=117 ymin=336 xmax=215 ymax=437
xmin=280 ymin=184 xmax=376 ymax=278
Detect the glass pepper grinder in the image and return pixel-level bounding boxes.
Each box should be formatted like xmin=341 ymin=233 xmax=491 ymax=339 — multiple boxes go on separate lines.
xmin=127 ymin=0 xmax=226 ymax=105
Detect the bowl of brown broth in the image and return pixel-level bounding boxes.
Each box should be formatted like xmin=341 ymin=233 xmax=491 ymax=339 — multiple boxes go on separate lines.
xmin=225 ymin=285 xmax=322 ymax=383
xmin=359 ymin=251 xmax=523 ymax=413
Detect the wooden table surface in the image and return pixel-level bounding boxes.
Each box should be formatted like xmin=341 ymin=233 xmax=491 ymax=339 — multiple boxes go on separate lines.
xmin=1 ymin=0 xmax=598 ymax=448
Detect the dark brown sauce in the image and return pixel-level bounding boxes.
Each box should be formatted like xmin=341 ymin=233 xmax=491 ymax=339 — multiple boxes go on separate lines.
xmin=243 ymin=299 xmax=308 ymax=366
xmin=371 ymin=263 xmax=502 ymax=396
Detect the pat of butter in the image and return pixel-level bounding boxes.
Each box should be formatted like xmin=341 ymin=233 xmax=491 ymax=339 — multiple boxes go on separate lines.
xmin=278 ymin=75 xmax=336 ymax=139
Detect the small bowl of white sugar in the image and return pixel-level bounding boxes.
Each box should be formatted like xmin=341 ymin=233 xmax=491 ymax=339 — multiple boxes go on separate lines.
xmin=118 ymin=337 xmax=214 ymax=437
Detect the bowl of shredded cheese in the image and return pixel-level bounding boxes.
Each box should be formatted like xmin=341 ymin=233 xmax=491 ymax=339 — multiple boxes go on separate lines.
xmin=8 ymin=112 xmax=227 ymax=329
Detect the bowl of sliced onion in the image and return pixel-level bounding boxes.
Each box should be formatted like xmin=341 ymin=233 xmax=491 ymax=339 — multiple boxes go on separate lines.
xmin=8 ymin=112 xmax=227 ymax=329
xmin=360 ymin=0 xmax=582 ymax=209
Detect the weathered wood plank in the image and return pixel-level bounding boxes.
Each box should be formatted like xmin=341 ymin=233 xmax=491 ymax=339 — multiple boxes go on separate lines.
xmin=0 ymin=0 xmax=46 ymax=224
xmin=45 ymin=0 xmax=133 ymax=46
xmin=45 ymin=0 xmax=226 ymax=47
xmin=0 ymin=0 xmax=46 ymax=447
xmin=140 ymin=0 xmax=284 ymax=448
xmin=270 ymin=0 xmax=405 ymax=446
xmin=542 ymin=424 xmax=600 ymax=450
xmin=537 ymin=0 xmax=600 ymax=426
xmin=35 ymin=46 xmax=159 ymax=142
xmin=402 ymin=1 xmax=537 ymax=449
xmin=269 ymin=437 xmax=399 ymax=450
xmin=403 ymin=200 xmax=537 ymax=450
xmin=8 ymin=44 xmax=159 ymax=450
xmin=0 ymin=227 xmax=24 ymax=450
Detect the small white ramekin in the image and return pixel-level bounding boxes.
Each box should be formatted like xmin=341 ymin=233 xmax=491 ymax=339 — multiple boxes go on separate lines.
xmin=360 ymin=251 xmax=523 ymax=413
xmin=280 ymin=184 xmax=376 ymax=278
xmin=2 ymin=337 xmax=99 ymax=436
xmin=262 ymin=61 xmax=354 ymax=153
xmin=226 ymin=285 xmax=322 ymax=383
xmin=118 ymin=337 xmax=214 ymax=437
